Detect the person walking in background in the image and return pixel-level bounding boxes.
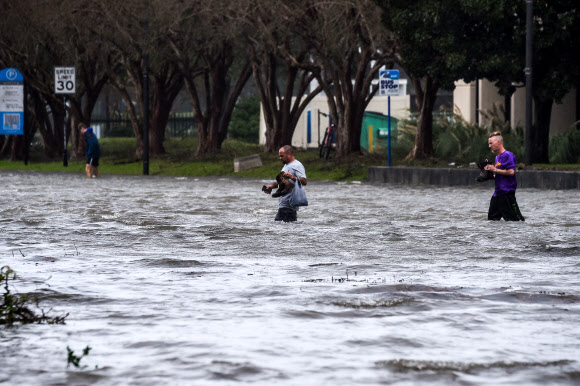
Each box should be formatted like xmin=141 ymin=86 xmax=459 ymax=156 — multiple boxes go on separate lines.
xmin=484 ymin=131 xmax=525 ymax=221
xmin=79 ymin=122 xmax=101 ymax=178
xmin=263 ymin=145 xmax=307 ymax=222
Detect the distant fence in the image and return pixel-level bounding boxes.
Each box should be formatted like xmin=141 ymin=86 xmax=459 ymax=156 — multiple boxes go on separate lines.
xmin=91 ymin=115 xmax=197 ymax=138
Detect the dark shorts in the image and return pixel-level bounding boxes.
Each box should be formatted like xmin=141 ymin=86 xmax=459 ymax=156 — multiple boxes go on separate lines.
xmin=488 ymin=192 xmax=525 ymax=221
xmin=87 ymin=157 xmax=99 ymax=167
xmin=275 ymin=208 xmax=297 ymax=222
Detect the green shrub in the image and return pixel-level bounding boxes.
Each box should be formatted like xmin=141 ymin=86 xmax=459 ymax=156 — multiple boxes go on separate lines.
xmin=549 ymin=128 xmax=580 ymax=164
xmin=228 ymin=96 xmax=260 ymax=143
xmin=396 ymin=104 xmax=526 ymax=164
xmin=392 ymin=114 xmax=416 ymax=159
xmin=433 ymin=108 xmax=489 ymax=162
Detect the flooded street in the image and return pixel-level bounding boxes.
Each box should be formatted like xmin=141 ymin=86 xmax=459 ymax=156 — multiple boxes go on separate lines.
xmin=1 ymin=170 xmax=579 ymax=385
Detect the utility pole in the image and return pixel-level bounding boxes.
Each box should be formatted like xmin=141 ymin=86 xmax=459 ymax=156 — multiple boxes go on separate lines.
xmin=142 ymin=7 xmax=150 ymax=175
xmin=524 ymin=0 xmax=533 ymax=166
xmin=143 ymin=55 xmax=150 ymax=176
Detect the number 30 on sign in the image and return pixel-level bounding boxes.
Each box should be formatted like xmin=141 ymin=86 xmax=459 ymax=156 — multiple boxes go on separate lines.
xmin=54 ymin=67 xmax=76 ymax=94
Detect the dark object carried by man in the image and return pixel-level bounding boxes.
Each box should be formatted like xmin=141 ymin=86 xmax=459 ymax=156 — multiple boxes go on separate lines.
xmin=271 ymin=172 xmax=294 ymax=198
xmin=262 ymin=185 xmax=272 ymax=194
xmin=476 ymin=159 xmax=494 ymax=182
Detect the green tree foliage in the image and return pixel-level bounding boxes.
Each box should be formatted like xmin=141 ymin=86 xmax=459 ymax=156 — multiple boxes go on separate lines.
xmin=290 ymin=0 xmax=395 ymax=156
xmin=374 ymin=0 xmax=520 ymax=160
xmin=377 ymin=0 xmax=580 ymax=164
xmin=229 ymin=97 xmax=260 ymax=143
xmin=522 ymin=1 xmax=580 ymax=163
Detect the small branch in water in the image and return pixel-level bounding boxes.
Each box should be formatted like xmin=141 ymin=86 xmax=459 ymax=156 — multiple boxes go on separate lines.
xmin=1 ymin=265 xmax=68 ymax=325
xmin=67 ymin=345 xmax=91 ymax=368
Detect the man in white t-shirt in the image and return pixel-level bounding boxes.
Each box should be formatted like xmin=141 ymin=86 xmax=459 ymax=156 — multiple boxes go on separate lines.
xmin=263 ymin=145 xmax=307 ymax=222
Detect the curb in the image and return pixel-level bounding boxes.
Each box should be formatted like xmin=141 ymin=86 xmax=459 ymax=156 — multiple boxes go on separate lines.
xmin=368 ymin=167 xmax=580 ymax=190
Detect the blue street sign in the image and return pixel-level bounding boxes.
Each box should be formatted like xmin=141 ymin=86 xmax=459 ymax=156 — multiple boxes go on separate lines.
xmin=0 ymin=68 xmax=24 ymax=135
xmin=379 ymin=69 xmax=400 ymax=96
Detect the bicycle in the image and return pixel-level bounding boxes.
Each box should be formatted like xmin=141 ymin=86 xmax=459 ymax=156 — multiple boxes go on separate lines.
xmin=319 ymin=124 xmax=335 ymax=160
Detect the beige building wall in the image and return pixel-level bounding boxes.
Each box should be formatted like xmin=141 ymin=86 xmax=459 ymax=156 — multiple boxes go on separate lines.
xmin=511 ymin=86 xmax=526 ymax=130
xmin=454 ymin=80 xmax=476 ymax=122
xmin=260 ymin=80 xmax=411 ymax=148
xmin=479 ymin=79 xmax=504 ymax=127
xmin=454 ymin=80 xmax=577 ymax=136
xmin=551 ymin=90 xmax=577 ymax=133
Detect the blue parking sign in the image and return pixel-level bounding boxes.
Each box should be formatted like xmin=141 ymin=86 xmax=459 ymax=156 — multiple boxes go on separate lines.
xmin=0 ymin=68 xmax=24 ymax=135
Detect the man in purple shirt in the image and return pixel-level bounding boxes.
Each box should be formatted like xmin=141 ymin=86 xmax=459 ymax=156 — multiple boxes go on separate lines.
xmin=484 ymin=132 xmax=525 ymax=221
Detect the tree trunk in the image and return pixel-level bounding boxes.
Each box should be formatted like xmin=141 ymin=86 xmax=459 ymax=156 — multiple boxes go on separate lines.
xmin=191 ymin=59 xmax=251 ymax=157
xmin=109 ymin=71 xmax=144 ymax=160
xmin=149 ymin=99 xmax=170 ymax=156
xmin=324 ymin=49 xmax=382 ymax=157
xmin=9 ymin=135 xmax=26 ymax=161
xmin=406 ymin=76 xmax=439 ymax=160
xmin=195 ymin=60 xmax=229 ymax=157
xmin=149 ymin=71 xmax=183 ymax=156
xmin=531 ymin=96 xmax=552 ymax=164
xmin=34 ymin=97 xmax=65 ymax=160
xmin=0 ymin=136 xmax=12 ymax=158
xmin=252 ymin=51 xmax=322 ymax=153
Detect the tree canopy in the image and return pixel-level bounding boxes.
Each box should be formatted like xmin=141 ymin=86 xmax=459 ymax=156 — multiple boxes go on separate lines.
xmin=1 ymin=0 xmax=577 ymax=163
xmin=376 ymin=0 xmax=580 ymax=162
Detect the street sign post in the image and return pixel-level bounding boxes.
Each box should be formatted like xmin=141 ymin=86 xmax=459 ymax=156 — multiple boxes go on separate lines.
xmin=54 ymin=67 xmax=76 ymax=166
xmin=54 ymin=67 xmax=76 ymax=94
xmin=379 ymin=70 xmax=400 ymax=166
xmin=379 ymin=70 xmax=400 ymax=97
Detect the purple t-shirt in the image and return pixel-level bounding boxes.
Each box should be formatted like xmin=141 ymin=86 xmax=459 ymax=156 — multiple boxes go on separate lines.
xmin=493 ymin=150 xmax=517 ymax=196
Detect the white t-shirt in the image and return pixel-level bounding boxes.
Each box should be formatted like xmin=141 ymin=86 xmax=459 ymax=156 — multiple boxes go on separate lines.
xmin=279 ymin=160 xmax=306 ymax=209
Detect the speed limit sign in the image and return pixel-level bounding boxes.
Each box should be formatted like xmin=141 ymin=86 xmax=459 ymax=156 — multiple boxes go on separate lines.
xmin=54 ymin=67 xmax=76 ymax=94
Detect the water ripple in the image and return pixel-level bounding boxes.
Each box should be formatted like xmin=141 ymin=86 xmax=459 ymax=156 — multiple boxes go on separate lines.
xmin=1 ymin=172 xmax=579 ymax=385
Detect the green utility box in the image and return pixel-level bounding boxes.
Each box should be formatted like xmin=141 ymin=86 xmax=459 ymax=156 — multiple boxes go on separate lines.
xmin=360 ymin=111 xmax=398 ymax=154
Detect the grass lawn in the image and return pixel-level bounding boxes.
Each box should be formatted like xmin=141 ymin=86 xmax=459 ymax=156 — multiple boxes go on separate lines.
xmin=0 ymin=137 xmax=578 ymax=180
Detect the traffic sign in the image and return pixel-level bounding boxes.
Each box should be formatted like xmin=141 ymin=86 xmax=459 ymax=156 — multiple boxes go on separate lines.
xmin=54 ymin=67 xmax=76 ymax=94
xmin=379 ymin=70 xmax=400 ymax=96
xmin=0 ymin=68 xmax=24 ymax=135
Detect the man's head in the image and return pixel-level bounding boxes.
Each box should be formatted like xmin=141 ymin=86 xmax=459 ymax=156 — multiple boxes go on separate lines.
xmin=79 ymin=122 xmax=89 ymax=135
xmin=278 ymin=145 xmax=295 ymax=164
xmin=488 ymin=131 xmax=504 ymax=155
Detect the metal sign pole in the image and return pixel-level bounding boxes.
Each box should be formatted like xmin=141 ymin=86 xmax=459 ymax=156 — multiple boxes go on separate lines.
xmin=54 ymin=66 xmax=75 ymax=167
xmin=379 ymin=69 xmax=399 ymax=166
xmin=23 ymin=80 xmax=28 ymax=165
xmin=388 ymin=96 xmax=392 ymax=167
xmin=143 ymin=54 xmax=150 ymax=176
xmin=524 ymin=0 xmax=533 ymax=166
xmin=63 ymin=95 xmax=68 ymax=167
